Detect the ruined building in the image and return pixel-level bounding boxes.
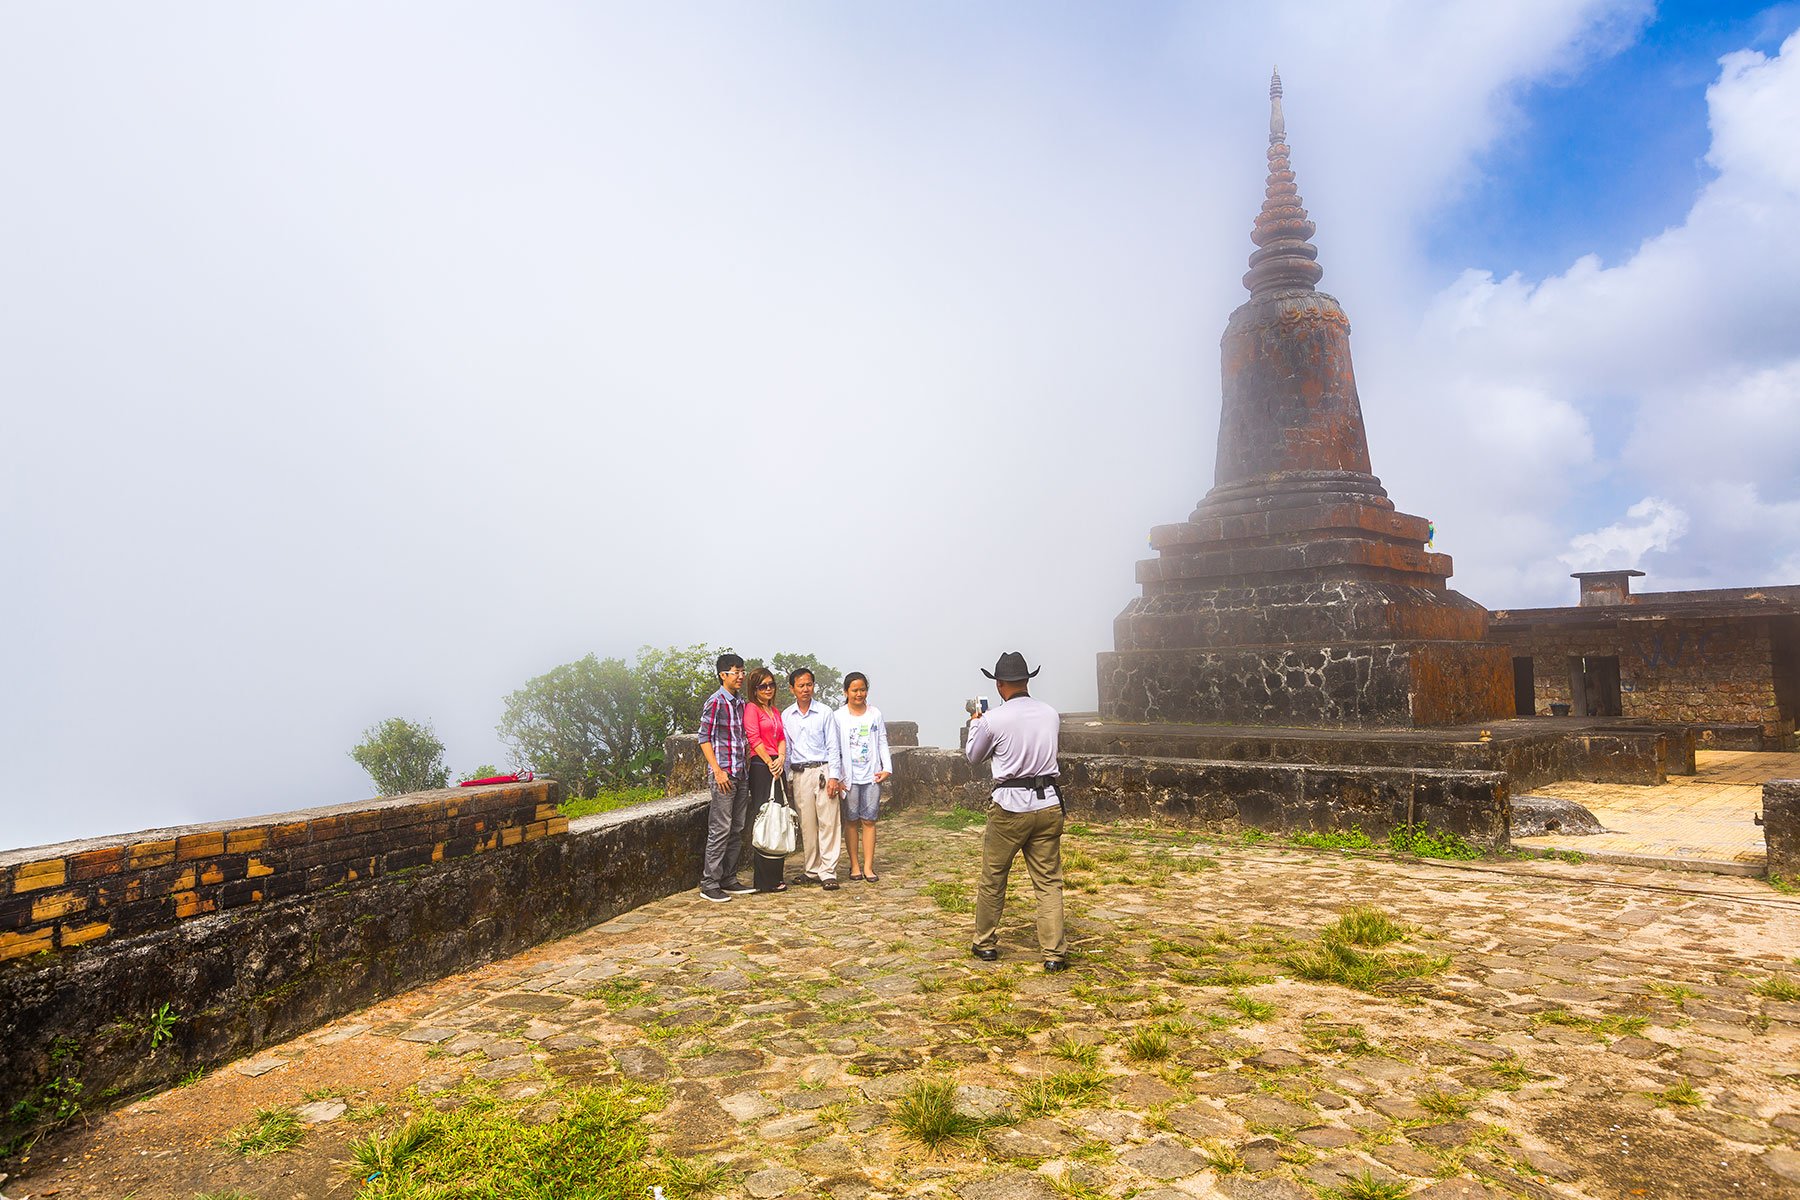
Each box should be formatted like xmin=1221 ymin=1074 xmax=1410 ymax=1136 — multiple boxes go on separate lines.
xmin=1492 ymin=570 xmax=1800 ymax=749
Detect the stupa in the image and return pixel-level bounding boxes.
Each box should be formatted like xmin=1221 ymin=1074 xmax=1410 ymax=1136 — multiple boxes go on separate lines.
xmin=1096 ymin=71 xmax=1514 ymax=728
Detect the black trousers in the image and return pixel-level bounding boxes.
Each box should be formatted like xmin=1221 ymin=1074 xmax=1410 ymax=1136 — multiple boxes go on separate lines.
xmin=747 ymin=759 xmax=791 ymax=891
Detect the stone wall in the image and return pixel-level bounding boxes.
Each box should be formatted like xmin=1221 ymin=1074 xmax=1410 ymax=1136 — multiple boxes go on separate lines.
xmin=1766 ymin=780 xmax=1800 ymax=881
xmin=0 ymin=785 xmax=710 ymax=1148
xmin=890 ymin=747 xmax=1509 ymax=848
xmin=664 ymin=722 xmax=921 ymax=797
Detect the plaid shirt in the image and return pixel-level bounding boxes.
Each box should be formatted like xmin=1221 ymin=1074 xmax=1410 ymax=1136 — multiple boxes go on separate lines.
xmin=698 ymin=686 xmax=747 ymax=775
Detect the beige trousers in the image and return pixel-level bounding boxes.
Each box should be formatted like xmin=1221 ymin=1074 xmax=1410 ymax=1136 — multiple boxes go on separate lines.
xmin=789 ymin=765 xmax=842 ymax=881
xmin=972 ymin=804 xmax=1065 ymax=960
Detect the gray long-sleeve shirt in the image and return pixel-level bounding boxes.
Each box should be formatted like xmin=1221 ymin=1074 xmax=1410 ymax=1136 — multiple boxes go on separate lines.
xmin=965 ymin=694 xmax=1061 ymax=813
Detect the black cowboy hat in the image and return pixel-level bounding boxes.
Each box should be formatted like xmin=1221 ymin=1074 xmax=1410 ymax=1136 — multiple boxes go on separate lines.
xmin=981 ymin=651 xmax=1040 ymax=681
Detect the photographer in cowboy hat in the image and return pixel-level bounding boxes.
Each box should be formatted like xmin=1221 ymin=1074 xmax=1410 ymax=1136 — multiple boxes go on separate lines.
xmin=965 ymin=651 xmax=1067 ymax=972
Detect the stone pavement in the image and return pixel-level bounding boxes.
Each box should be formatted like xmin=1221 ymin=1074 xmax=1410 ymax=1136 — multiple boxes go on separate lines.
xmin=1516 ymin=750 xmax=1800 ymax=873
xmin=14 ymin=809 xmax=1800 ymax=1200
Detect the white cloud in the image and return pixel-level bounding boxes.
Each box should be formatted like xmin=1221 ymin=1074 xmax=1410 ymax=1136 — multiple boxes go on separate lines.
xmin=1559 ymin=496 xmax=1690 ymax=570
xmin=1377 ymin=27 xmax=1800 ymax=606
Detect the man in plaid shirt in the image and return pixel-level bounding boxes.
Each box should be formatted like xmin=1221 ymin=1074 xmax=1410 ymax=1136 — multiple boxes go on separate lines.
xmin=698 ymin=652 xmax=754 ymax=901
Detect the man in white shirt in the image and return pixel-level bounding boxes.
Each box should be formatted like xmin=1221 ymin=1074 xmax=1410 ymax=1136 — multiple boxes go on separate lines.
xmin=781 ymin=667 xmax=843 ymax=890
xmin=965 ymin=651 xmax=1066 ymax=972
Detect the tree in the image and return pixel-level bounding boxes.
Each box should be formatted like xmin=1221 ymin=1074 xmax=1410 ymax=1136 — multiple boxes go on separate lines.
xmin=350 ymin=718 xmax=450 ymax=795
xmin=498 ymin=644 xmax=719 ymax=796
xmin=747 ymin=652 xmax=845 ymax=711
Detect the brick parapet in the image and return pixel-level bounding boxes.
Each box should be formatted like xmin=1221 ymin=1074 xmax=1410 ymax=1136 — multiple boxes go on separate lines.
xmin=0 ymin=792 xmax=705 ymax=1151
xmin=0 ymin=783 xmax=567 ymax=964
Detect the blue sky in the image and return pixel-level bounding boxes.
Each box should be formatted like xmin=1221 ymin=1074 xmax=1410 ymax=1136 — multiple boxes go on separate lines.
xmin=1433 ymin=1 xmax=1800 ymax=276
xmin=3 ymin=2 xmax=1798 ymax=848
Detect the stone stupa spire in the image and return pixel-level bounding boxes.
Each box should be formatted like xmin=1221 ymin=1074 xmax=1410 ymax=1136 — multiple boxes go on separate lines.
xmin=1208 ymin=67 xmax=1375 ymax=504
xmin=1094 ymin=71 xmax=1516 ymax=729
xmin=1245 ymin=67 xmax=1323 ymax=296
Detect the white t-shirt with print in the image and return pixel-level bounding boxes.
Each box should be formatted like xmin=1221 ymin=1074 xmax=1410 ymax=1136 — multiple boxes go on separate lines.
xmin=828 ymin=705 xmax=892 ymax=785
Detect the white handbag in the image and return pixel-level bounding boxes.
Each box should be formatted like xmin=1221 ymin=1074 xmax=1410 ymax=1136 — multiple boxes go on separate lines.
xmin=752 ymin=797 xmax=799 ymax=855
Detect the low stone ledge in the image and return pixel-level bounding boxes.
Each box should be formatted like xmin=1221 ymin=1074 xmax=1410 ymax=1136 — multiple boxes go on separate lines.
xmin=1765 ymin=780 xmax=1800 ymax=880
xmin=889 ymin=747 xmax=1508 ymax=846
xmin=0 ymin=787 xmax=708 ymax=1147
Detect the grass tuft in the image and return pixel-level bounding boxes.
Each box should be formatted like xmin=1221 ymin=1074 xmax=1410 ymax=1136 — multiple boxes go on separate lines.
xmin=1051 ymin=1036 xmax=1100 ymax=1068
xmin=560 ymin=784 xmax=664 ymax=821
xmin=1753 ymin=974 xmax=1800 ymax=1002
xmin=224 ymin=1107 xmax=303 ymax=1156
xmin=1225 ymin=992 xmax=1276 ymax=1021
xmin=347 ymin=1118 xmax=434 ymax=1176
xmin=1417 ymin=1088 xmax=1473 ymax=1118
xmin=346 ymin=1085 xmax=659 ymax=1198
xmin=660 ymin=1154 xmax=732 ymax=1197
xmin=1123 ymin=1026 xmax=1172 ymax=1061
xmin=1199 ymin=1140 xmax=1246 ymax=1173
xmin=1018 ymin=1069 xmax=1107 ymax=1117
xmin=1045 ymin=1168 xmax=1107 ymax=1200
xmin=1530 ymin=1008 xmax=1648 ymax=1039
xmin=1289 ymin=827 xmax=1375 ymax=852
xmin=1331 ymin=1171 xmax=1412 ymax=1200
xmin=1652 ymin=1080 xmax=1705 ymax=1107
xmin=1387 ymin=822 xmax=1483 ymax=861
xmin=1302 ymin=1021 xmax=1372 ymax=1056
xmin=1325 ymin=906 xmax=1409 ymax=947
xmin=925 ymin=881 xmax=974 ymax=914
xmin=1285 ymin=938 xmax=1449 ymax=994
xmin=892 ymin=1077 xmax=988 ymax=1149
xmin=925 ymin=805 xmax=987 ymax=831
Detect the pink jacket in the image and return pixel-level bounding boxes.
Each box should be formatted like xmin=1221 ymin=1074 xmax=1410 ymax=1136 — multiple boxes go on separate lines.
xmin=745 ymin=703 xmax=786 ymax=760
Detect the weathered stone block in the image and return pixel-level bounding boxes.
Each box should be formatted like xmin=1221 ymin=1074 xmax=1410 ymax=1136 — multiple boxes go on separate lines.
xmin=1765 ymin=780 xmax=1800 ymax=881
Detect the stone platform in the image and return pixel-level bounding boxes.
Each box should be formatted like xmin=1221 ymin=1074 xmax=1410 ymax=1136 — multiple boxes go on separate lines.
xmin=1060 ymin=715 xmax=1695 ymax=791
xmin=16 ymin=809 xmax=1800 ymax=1199
xmin=1516 ymin=751 xmax=1800 ymax=875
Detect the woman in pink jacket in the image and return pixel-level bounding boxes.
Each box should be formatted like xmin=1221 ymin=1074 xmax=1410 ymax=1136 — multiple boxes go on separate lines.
xmin=744 ymin=667 xmax=789 ymax=892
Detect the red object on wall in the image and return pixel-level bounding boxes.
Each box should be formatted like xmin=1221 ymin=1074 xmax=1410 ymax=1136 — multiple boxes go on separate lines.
xmin=458 ymin=771 xmax=534 ymax=787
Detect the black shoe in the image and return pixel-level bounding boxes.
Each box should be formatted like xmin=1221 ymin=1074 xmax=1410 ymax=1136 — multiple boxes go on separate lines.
xmin=721 ymin=879 xmax=755 ymax=895
xmin=1043 ymin=959 xmax=1069 ymax=973
xmin=699 ymin=886 xmax=731 ymax=903
xmin=971 ymin=946 xmax=999 ymax=962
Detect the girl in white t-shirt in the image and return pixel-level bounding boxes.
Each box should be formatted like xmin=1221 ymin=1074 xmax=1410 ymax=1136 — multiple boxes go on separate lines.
xmin=827 ymin=672 xmax=892 ymax=882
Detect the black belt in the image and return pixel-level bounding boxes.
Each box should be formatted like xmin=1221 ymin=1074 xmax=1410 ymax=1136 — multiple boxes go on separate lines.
xmin=994 ymin=774 xmax=1059 ymax=799
xmin=791 ymin=760 xmax=828 ymax=769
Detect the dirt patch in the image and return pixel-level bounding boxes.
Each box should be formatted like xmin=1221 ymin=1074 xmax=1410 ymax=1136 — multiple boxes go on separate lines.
xmin=10 ymin=1030 xmax=434 ymax=1200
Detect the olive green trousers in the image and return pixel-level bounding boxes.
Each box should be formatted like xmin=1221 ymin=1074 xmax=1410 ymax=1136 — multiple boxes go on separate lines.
xmin=972 ymin=804 xmax=1065 ymax=961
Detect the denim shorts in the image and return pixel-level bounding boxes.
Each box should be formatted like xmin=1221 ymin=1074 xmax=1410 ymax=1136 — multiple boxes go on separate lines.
xmin=842 ymin=781 xmax=881 ymax=822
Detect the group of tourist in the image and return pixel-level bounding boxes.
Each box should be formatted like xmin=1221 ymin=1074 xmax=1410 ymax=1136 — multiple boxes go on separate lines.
xmin=695 ymin=649 xmax=1070 ymax=972
xmin=697 ymin=656 xmax=892 ymax=899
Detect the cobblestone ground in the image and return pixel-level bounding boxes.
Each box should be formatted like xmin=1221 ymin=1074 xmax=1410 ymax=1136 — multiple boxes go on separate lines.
xmin=14 ymin=811 xmax=1800 ymax=1200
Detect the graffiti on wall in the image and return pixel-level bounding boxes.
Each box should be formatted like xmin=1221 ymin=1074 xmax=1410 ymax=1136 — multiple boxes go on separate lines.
xmin=1632 ymin=628 xmax=1717 ymax=671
